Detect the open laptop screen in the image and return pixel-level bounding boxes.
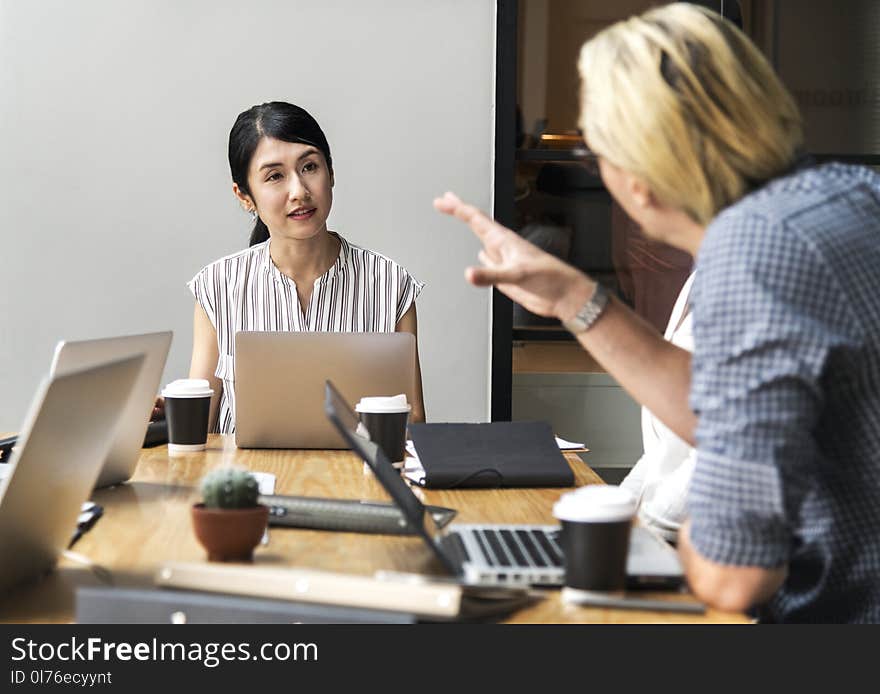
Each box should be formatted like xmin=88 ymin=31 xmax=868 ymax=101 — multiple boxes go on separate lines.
xmin=237 ymin=332 xmax=416 ymax=449
xmin=50 ymin=331 xmax=172 ymax=488
xmin=324 ymin=381 xmax=459 ymax=575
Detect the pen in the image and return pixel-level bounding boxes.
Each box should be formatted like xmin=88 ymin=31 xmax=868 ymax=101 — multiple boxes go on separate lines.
xmin=562 ymin=589 xmax=706 ymax=614
xmin=68 ymin=504 xmax=104 ymax=549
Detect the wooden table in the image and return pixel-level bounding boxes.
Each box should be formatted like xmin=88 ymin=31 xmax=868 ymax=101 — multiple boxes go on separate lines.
xmin=0 ymin=435 xmax=747 ymax=623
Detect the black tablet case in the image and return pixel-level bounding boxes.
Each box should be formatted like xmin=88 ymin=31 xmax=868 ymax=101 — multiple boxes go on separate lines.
xmin=408 ymin=421 xmax=575 ymax=489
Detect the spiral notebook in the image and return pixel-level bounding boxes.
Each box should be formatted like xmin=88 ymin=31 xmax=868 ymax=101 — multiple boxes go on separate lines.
xmin=407 ymin=421 xmax=575 ymax=489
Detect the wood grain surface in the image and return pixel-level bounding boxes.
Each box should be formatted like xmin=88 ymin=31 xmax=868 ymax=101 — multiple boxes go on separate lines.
xmin=0 ymin=435 xmax=747 ymax=623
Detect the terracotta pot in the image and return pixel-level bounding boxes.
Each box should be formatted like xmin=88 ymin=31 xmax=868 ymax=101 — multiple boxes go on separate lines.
xmin=191 ymin=503 xmax=269 ymax=562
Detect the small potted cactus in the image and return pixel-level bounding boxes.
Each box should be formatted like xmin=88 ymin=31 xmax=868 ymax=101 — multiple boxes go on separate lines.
xmin=190 ymin=468 xmax=269 ymax=562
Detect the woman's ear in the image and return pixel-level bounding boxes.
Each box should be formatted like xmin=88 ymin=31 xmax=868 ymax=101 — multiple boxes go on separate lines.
xmin=232 ymin=183 xmax=254 ymax=211
xmin=627 ymin=174 xmax=657 ymax=211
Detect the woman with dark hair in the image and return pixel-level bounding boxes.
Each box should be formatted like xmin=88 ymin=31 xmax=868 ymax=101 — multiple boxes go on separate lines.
xmin=185 ymin=101 xmax=425 ymax=433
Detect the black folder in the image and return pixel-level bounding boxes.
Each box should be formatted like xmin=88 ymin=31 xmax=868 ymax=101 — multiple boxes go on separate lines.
xmin=408 ymin=421 xmax=575 ymax=489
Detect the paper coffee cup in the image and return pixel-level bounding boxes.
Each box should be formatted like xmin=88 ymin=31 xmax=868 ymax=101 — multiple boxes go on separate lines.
xmin=161 ymin=378 xmax=213 ymax=455
xmin=553 ymin=485 xmax=636 ymax=599
xmin=355 ymin=395 xmax=411 ymax=469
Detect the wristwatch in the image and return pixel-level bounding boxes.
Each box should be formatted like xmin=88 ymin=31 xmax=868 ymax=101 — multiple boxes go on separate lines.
xmin=561 ymin=282 xmax=609 ymax=334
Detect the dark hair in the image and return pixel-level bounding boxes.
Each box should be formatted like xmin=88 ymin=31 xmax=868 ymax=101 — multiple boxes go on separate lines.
xmin=228 ymin=102 xmax=333 ymax=246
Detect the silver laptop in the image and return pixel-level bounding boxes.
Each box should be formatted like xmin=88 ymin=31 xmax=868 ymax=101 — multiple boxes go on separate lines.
xmin=325 ymin=381 xmax=683 ymax=589
xmin=0 ymin=355 xmax=145 ymax=593
xmin=50 ymin=331 xmax=172 ymax=488
xmin=235 ymin=332 xmax=416 ymax=449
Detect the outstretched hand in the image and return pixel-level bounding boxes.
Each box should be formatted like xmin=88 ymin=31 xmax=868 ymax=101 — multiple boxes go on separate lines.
xmin=433 ymin=192 xmax=591 ymax=320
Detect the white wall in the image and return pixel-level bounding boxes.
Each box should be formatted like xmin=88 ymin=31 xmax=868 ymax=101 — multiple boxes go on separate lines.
xmin=0 ymin=0 xmax=496 ymax=431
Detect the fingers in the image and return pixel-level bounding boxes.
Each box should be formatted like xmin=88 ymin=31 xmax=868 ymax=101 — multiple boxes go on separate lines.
xmin=477 ymin=249 xmax=496 ymax=266
xmin=465 ymin=266 xmax=493 ymax=287
xmin=464 ymin=268 xmax=553 ymax=316
xmin=432 ymin=191 xmax=476 ymax=224
xmin=465 ymin=265 xmax=522 ymax=287
xmin=432 ymin=191 xmax=462 ymax=214
xmin=433 ymin=192 xmax=498 ymax=241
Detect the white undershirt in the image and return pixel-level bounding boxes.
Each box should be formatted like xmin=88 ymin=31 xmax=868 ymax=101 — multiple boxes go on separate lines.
xmin=620 ymin=273 xmax=696 ymax=542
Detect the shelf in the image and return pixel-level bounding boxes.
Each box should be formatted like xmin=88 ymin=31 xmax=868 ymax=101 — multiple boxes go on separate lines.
xmin=513 ymin=328 xmax=573 ymax=341
xmin=516 ymin=149 xmax=588 ymax=162
xmin=514 ymin=148 xmax=602 ymax=171
xmin=512 ymin=341 xmax=605 ymax=374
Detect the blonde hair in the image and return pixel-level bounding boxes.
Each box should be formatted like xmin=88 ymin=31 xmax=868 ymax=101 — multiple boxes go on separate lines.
xmin=578 ymin=3 xmax=803 ymax=225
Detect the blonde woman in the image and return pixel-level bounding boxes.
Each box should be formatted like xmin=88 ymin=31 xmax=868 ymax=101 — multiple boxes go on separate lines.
xmin=436 ymin=4 xmax=880 ymax=622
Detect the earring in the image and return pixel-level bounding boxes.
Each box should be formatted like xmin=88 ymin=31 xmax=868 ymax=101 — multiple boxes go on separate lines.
xmin=249 ymin=209 xmax=258 ymax=222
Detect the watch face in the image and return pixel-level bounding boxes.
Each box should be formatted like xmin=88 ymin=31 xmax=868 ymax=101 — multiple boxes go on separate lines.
xmin=563 ymin=284 xmax=608 ymax=334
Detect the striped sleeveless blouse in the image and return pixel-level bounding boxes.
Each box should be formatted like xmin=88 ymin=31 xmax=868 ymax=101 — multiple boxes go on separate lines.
xmin=187 ymin=233 xmax=424 ymax=433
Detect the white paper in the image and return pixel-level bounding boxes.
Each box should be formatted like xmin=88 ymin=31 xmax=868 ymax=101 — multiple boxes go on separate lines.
xmin=252 ymin=471 xmax=276 ymax=545
xmin=402 ymin=436 xmax=586 ymax=485
xmin=407 ymin=436 xmax=584 ymax=456
xmin=402 ymin=441 xmax=425 ymax=485
xmin=251 ymin=471 xmax=276 ymax=495
xmin=403 ymin=456 xmax=426 ymax=486
xmin=555 ymin=436 xmax=586 ymax=450
xmin=405 ymin=439 xmax=419 ymax=459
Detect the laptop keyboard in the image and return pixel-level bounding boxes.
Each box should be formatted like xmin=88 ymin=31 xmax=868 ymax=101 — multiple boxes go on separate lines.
xmin=448 ymin=525 xmax=681 ymax=587
xmin=441 ymin=532 xmax=471 ymax=565
xmin=533 ymin=530 xmax=564 ymax=566
xmin=473 ymin=530 xmax=501 ymax=566
xmin=515 ymin=530 xmax=548 ymax=567
xmin=467 ymin=528 xmax=564 ymax=569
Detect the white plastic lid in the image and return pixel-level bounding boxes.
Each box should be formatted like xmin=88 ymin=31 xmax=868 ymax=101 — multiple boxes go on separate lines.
xmin=161 ymin=378 xmax=214 ymax=399
xmin=355 ymin=394 xmax=411 ymax=414
xmin=553 ymin=485 xmax=636 ymax=523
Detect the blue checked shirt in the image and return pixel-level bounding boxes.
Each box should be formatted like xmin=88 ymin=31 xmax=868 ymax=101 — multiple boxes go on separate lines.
xmin=688 ymin=163 xmax=880 ymax=623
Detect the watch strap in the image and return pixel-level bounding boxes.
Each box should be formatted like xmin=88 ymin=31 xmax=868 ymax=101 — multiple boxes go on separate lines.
xmin=562 ymin=282 xmax=609 ymax=334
